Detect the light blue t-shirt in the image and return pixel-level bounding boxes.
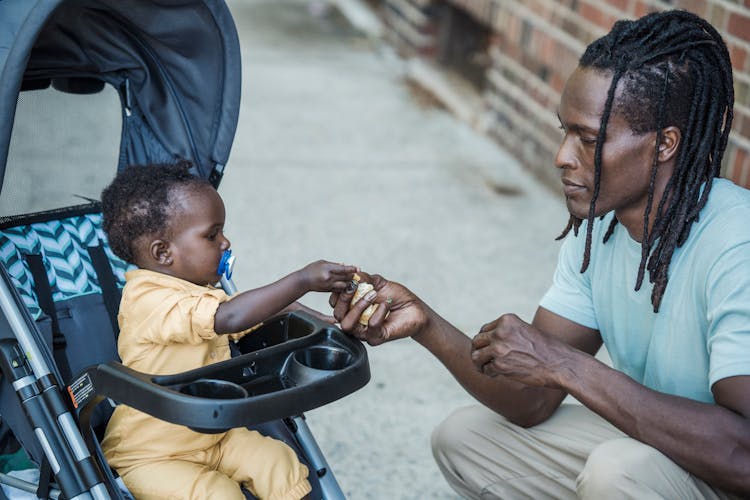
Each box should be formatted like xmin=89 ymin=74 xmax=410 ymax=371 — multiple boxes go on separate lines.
xmin=540 ymin=179 xmax=750 ymax=404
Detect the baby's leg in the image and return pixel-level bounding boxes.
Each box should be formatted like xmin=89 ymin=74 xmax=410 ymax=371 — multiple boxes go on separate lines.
xmin=120 ymin=458 xmax=246 ymax=500
xmin=216 ymin=427 xmax=312 ymax=500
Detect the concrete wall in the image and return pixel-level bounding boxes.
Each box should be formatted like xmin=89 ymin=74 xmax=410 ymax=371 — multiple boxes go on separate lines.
xmin=380 ymin=0 xmax=750 ymax=189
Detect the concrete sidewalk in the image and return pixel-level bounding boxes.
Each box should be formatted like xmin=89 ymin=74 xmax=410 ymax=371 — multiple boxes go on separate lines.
xmin=221 ymin=1 xmax=567 ymax=498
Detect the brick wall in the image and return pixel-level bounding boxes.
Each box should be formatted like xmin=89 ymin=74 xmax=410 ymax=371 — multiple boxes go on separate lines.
xmin=382 ymin=0 xmax=750 ymax=189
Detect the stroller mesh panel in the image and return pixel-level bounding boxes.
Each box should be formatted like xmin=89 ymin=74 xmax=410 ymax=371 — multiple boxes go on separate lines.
xmin=0 ymin=210 xmax=132 ymax=320
xmin=2 ymin=86 xmax=121 ymax=217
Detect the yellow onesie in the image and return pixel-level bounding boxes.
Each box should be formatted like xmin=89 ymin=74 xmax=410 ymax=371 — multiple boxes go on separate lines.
xmin=101 ymin=269 xmax=311 ymax=500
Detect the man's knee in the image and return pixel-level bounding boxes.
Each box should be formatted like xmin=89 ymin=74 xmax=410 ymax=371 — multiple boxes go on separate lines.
xmin=577 ymin=438 xmax=678 ymax=499
xmin=431 ymin=406 xmax=491 ymax=498
xmin=431 ymin=405 xmax=501 ymax=469
xmin=431 ymin=406 xmax=521 ymax=499
xmin=430 ymin=409 xmax=465 ymax=464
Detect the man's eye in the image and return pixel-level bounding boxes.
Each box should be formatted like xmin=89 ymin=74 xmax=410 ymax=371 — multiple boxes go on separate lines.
xmin=207 ymin=232 xmax=217 ymax=241
xmin=580 ymin=136 xmax=598 ymax=145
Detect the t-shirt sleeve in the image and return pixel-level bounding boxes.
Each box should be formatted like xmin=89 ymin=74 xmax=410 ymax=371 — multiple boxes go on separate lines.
xmin=127 ymin=282 xmax=229 ymax=345
xmin=539 ymin=231 xmax=599 ymax=330
xmin=706 ymin=241 xmax=750 ymax=386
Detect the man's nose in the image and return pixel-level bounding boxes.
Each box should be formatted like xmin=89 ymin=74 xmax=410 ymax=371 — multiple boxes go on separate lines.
xmin=554 ymin=134 xmax=576 ymax=170
xmin=221 ymin=235 xmax=231 ymax=250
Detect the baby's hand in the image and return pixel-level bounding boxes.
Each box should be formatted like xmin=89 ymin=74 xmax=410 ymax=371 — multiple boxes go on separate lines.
xmin=300 ymin=260 xmax=358 ymax=292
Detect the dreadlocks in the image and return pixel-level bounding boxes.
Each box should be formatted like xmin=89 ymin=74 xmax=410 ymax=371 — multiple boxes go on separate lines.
xmin=556 ymin=9 xmax=734 ymax=312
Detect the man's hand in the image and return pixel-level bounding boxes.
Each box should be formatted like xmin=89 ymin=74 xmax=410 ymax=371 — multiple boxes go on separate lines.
xmin=470 ymin=313 xmax=574 ymax=389
xmin=329 ymin=272 xmax=430 ymax=346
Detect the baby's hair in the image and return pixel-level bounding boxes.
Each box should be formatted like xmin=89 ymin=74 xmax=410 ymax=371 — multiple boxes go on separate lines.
xmin=101 ymin=160 xmax=211 ymax=263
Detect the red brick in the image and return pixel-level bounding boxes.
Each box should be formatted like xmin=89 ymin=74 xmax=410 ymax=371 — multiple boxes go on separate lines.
xmin=507 ymin=15 xmax=522 ymax=43
xmin=608 ymin=0 xmax=630 ymax=15
xmin=551 ymin=72 xmax=566 ymax=93
xmin=675 ymin=0 xmax=708 ymax=17
xmin=505 ymin=42 xmax=522 ymax=61
xmin=709 ymin=5 xmax=729 ymax=31
xmin=731 ymin=148 xmax=748 ymax=185
xmin=580 ymin=3 xmax=616 ymax=30
xmin=740 ymin=156 xmax=750 ymax=189
xmin=724 ymin=146 xmax=736 ymax=181
xmin=730 ymin=43 xmax=748 ymax=71
xmin=727 ymin=12 xmax=750 ymax=42
xmin=634 ymin=1 xmax=655 ymax=18
xmin=738 ymin=112 xmax=750 ymax=140
xmin=546 ymin=38 xmax=560 ymax=59
xmin=527 ymin=0 xmax=551 ymax=21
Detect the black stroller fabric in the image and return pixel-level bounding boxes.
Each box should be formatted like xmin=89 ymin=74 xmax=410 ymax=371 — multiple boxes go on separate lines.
xmin=0 ymin=0 xmax=242 ymax=189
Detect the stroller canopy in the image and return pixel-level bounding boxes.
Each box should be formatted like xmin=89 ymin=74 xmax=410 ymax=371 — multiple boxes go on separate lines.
xmin=0 ymin=0 xmax=241 ymax=191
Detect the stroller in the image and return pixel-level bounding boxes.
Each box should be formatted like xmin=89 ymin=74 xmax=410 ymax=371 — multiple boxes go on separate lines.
xmin=0 ymin=1 xmax=370 ymax=498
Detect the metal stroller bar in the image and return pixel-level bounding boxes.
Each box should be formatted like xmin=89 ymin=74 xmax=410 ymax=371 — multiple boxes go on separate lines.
xmin=0 ymin=268 xmax=110 ymax=500
xmin=0 ymin=471 xmax=61 ymax=499
xmin=290 ymin=414 xmax=345 ymax=499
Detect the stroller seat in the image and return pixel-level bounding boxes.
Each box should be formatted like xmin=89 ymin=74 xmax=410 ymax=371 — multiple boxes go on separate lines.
xmin=0 ymin=204 xmax=130 ymax=378
xmin=0 ymin=202 xmax=370 ymax=499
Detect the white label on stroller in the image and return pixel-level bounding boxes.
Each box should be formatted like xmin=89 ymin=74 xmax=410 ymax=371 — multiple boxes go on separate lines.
xmin=67 ymin=373 xmax=94 ymax=409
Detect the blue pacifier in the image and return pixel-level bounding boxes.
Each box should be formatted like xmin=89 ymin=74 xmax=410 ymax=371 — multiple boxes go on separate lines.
xmin=217 ymin=249 xmax=235 ymax=280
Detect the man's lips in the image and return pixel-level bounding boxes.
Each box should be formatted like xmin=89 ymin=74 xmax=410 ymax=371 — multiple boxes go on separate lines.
xmin=562 ymin=179 xmax=586 ymax=195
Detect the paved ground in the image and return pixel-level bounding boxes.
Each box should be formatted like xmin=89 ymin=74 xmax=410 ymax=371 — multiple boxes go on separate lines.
xmin=220 ymin=1 xmax=567 ymax=498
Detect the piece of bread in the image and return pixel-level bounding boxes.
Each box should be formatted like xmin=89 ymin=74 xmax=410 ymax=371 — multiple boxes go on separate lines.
xmin=350 ymin=274 xmax=378 ymax=326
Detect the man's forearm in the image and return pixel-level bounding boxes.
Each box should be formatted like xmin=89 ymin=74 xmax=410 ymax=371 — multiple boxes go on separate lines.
xmin=413 ymin=305 xmax=566 ymax=426
xmin=558 ymin=350 xmax=750 ymax=494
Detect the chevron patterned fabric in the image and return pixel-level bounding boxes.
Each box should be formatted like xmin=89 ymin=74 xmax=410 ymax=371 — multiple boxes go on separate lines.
xmin=0 ymin=213 xmax=133 ymax=319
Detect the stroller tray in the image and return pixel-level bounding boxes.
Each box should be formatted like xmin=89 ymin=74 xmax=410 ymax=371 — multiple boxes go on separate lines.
xmin=74 ymin=311 xmax=370 ymax=433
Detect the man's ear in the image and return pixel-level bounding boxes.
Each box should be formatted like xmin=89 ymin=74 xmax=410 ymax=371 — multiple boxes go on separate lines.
xmin=658 ymin=126 xmax=681 ymax=163
xmin=149 ymin=239 xmax=172 ymax=266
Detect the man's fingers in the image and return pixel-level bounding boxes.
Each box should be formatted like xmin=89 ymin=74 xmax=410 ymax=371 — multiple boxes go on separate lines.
xmin=360 ymin=300 xmax=391 ymax=345
xmin=339 ymin=289 xmax=377 ymax=332
xmin=470 ymin=345 xmax=495 ymax=371
xmin=332 ymin=278 xmax=359 ymax=319
xmin=366 ymin=298 xmax=390 ymax=328
xmin=481 ymin=360 xmax=498 ymax=377
xmin=329 ymin=291 xmax=340 ymax=309
xmin=471 ymin=331 xmax=490 ymax=349
xmin=478 ymin=318 xmax=500 ymax=334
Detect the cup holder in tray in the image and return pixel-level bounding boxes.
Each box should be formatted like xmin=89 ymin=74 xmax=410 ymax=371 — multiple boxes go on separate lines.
xmin=295 ymin=346 xmax=352 ymax=370
xmin=179 ymin=378 xmax=248 ymax=399
xmin=285 ymin=346 xmax=353 ymax=385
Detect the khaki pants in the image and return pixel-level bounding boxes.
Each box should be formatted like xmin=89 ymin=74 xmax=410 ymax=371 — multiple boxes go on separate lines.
xmin=431 ymin=404 xmax=739 ymax=499
xmin=119 ymin=427 xmax=311 ymax=500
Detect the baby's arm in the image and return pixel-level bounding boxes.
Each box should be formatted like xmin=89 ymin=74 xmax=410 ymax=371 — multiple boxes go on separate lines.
xmin=213 ymin=260 xmax=357 ymax=334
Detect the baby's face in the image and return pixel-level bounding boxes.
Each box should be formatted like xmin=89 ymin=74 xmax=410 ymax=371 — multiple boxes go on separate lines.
xmin=166 ymin=184 xmax=230 ymax=286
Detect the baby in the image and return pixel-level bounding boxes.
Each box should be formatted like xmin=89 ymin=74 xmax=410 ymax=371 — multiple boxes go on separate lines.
xmin=99 ymin=161 xmax=357 ymax=500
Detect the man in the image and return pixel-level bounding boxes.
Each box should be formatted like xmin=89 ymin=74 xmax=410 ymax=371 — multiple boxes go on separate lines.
xmin=332 ymin=9 xmax=750 ymax=499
